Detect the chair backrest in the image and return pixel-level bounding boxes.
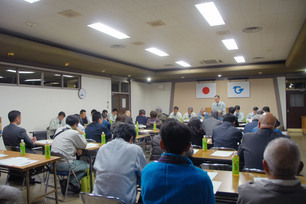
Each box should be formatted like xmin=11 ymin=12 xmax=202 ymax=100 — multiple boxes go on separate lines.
xmin=200 ymin=163 xmax=232 ymax=171
xmin=80 ymin=192 xmax=126 ymax=204
xmin=211 ymin=147 xmax=236 ymax=151
xmin=243 ymin=168 xmax=265 ymax=174
xmin=32 ymin=131 xmax=48 ymax=140
xmin=51 ymin=151 xmax=70 ymax=163
xmin=5 ymin=146 xmax=20 ymax=152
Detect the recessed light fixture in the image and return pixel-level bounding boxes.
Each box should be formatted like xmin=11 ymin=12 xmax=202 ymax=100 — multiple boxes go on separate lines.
xmin=175 ymin=61 xmax=191 ymax=67
xmin=7 ymin=52 xmax=15 ymax=56
xmin=6 ymin=69 xmax=34 ymax=74
xmin=222 ymin=39 xmax=238 ymax=50
xmin=218 ymin=74 xmax=222 ymax=77
xmin=63 ymin=75 xmax=73 ymax=78
xmin=25 ymin=79 xmax=41 ymax=82
xmin=145 ymin=48 xmax=169 ymax=57
xmin=147 ymin=77 xmax=151 ymax=82
xmin=64 ymin=63 xmax=70 ymax=67
xmin=195 ymin=2 xmax=225 ymax=26
xmin=181 ymin=76 xmax=185 ymax=79
xmin=87 ymin=23 xmax=130 ymax=39
xmin=24 ymin=0 xmax=40 ymax=3
xmin=234 ymin=56 xmax=245 ymax=63
xmin=258 ymin=72 xmax=263 ymax=75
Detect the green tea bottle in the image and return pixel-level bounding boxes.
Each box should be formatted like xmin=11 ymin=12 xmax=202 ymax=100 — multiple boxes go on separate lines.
xmin=202 ymin=135 xmax=207 ymax=150
xmin=101 ymin=132 xmax=106 ymax=144
xmin=232 ymin=152 xmax=239 ymax=176
xmin=153 ymin=122 xmax=157 ymax=131
xmin=20 ymin=139 xmax=26 ymax=156
xmin=45 ymin=141 xmax=51 ymax=159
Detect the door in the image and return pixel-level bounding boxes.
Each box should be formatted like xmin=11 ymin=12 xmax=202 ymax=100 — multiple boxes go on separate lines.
xmin=112 ymin=93 xmax=130 ymax=114
xmin=286 ymin=90 xmax=306 ymax=128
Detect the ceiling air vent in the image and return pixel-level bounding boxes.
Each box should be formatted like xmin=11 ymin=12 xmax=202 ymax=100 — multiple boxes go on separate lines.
xmin=252 ymin=57 xmax=264 ymax=60
xmin=164 ymin=64 xmax=175 ymax=67
xmin=131 ymin=41 xmax=145 ymax=46
xmin=215 ymin=30 xmax=231 ymax=35
xmin=147 ymin=20 xmax=165 ymax=27
xmin=110 ymin=44 xmax=126 ymax=49
xmin=242 ymin=26 xmax=263 ymax=33
xmin=200 ymin=59 xmax=223 ymax=64
xmin=58 ymin=10 xmax=81 ymax=18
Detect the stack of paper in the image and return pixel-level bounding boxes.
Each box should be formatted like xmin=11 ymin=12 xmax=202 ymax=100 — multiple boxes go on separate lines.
xmin=193 ymin=149 xmax=199 ymax=154
xmin=210 ymin=151 xmax=234 ymax=157
xmin=36 ymin=140 xmax=53 ymax=144
xmin=212 ymin=181 xmax=222 ymax=194
xmin=207 ymin=172 xmax=218 ymax=180
xmin=86 ymin=143 xmax=100 ymax=148
xmin=0 ymin=154 xmax=8 ymax=158
xmin=0 ymin=157 xmax=38 ymax=167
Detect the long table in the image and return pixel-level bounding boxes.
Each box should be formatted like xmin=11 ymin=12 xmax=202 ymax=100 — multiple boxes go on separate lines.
xmin=192 ymin=149 xmax=236 ymax=164
xmin=0 ymin=150 xmax=61 ymax=204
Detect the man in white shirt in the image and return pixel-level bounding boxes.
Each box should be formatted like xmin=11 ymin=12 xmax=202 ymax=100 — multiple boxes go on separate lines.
xmin=182 ymin=107 xmax=197 ymax=120
xmin=93 ymin=123 xmax=147 ymax=204
xmin=52 ymin=115 xmax=89 ymax=193
xmin=48 ymin=111 xmax=66 ymax=137
xmin=212 ymin=95 xmax=226 ymax=115
xmin=169 ymin=106 xmax=182 ymax=121
xmin=108 ymin=108 xmax=118 ymax=123
xmin=246 ymin=106 xmax=258 ymax=120
xmin=233 ymin=105 xmax=245 ymax=122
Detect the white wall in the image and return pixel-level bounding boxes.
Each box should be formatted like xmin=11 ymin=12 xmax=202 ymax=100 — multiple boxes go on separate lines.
xmin=0 ymin=75 xmax=111 ymax=149
xmin=131 ymin=81 xmax=172 ymax=122
xmin=277 ymin=76 xmax=287 ymax=130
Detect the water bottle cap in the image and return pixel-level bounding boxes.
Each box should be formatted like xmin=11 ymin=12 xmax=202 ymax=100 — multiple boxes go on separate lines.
xmin=21 ymin=139 xmax=24 ymax=142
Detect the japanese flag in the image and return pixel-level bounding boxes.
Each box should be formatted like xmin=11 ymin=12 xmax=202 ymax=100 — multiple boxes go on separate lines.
xmin=196 ymin=83 xmax=216 ymax=98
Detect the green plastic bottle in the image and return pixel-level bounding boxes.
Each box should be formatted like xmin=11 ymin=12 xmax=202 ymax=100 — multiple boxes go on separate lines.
xmin=153 ymin=122 xmax=157 ymax=131
xmin=101 ymin=132 xmax=106 ymax=144
xmin=84 ymin=133 xmax=86 ymax=139
xmin=45 ymin=141 xmax=51 ymax=159
xmin=136 ymin=122 xmax=139 ymax=129
xmin=232 ymin=152 xmax=239 ymax=176
xmin=136 ymin=125 xmax=139 ymax=136
xmin=180 ymin=118 xmax=183 ymax=123
xmin=110 ymin=120 xmax=113 ymax=125
xmin=20 ymin=139 xmax=26 ymax=156
xmin=202 ymin=135 xmax=207 ymax=150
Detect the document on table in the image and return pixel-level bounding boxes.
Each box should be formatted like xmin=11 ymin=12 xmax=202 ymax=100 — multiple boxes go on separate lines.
xmin=193 ymin=149 xmax=199 ymax=154
xmin=254 ymin=177 xmax=268 ymax=182
xmin=212 ymin=181 xmax=222 ymax=194
xmin=0 ymin=154 xmax=8 ymax=158
xmin=0 ymin=157 xmax=39 ymax=167
xmin=86 ymin=143 xmax=100 ymax=148
xmin=36 ymin=140 xmax=53 ymax=144
xmin=139 ymin=129 xmax=152 ymax=133
xmin=207 ymin=172 xmax=218 ymax=180
xmin=210 ymin=151 xmax=234 ymax=157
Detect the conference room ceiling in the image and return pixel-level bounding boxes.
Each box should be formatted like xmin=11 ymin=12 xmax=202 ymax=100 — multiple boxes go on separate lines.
xmin=0 ymin=0 xmax=305 ymax=82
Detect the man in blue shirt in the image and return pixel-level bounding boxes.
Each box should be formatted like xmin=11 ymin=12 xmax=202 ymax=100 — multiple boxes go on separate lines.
xmin=101 ymin=113 xmax=111 ymax=131
xmin=85 ymin=112 xmax=112 ymax=142
xmin=141 ymin=120 xmax=215 ymax=204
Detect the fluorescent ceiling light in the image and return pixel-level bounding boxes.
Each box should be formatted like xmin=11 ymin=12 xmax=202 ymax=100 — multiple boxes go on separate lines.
xmin=218 ymin=74 xmax=222 ymax=77
xmin=145 ymin=48 xmax=169 ymax=57
xmin=87 ymin=23 xmax=130 ymax=39
xmin=175 ymin=61 xmax=191 ymax=67
xmin=6 ymin=69 xmax=34 ymax=74
xmin=195 ymin=2 xmax=225 ymax=26
xmin=147 ymin=77 xmax=151 ymax=82
xmin=222 ymin=39 xmax=238 ymax=50
xmin=63 ymin=75 xmax=74 ymax=78
xmin=0 ymin=76 xmax=4 ymax=78
xmin=24 ymin=0 xmax=40 ymax=3
xmin=25 ymin=79 xmax=41 ymax=82
xmin=234 ymin=56 xmax=245 ymax=63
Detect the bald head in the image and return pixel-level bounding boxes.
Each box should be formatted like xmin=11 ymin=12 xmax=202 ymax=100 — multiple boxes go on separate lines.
xmin=258 ymin=112 xmax=276 ymax=129
xmin=125 ymin=110 xmax=131 ymax=117
xmin=264 ymin=138 xmax=302 ymax=179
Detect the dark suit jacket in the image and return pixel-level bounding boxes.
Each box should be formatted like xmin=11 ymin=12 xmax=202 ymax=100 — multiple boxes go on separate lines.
xmin=124 ymin=115 xmax=133 ymax=124
xmin=244 ymin=120 xmax=258 ymax=133
xmin=238 ymin=179 xmax=306 ymax=204
xmin=212 ymin=121 xmax=242 ymax=150
xmin=202 ymin=117 xmax=222 ymax=136
xmin=85 ymin=122 xmax=112 ymax=143
xmin=2 ymin=124 xmax=35 ymax=152
xmin=238 ymin=128 xmax=289 ymax=170
xmin=136 ymin=115 xmax=148 ymax=125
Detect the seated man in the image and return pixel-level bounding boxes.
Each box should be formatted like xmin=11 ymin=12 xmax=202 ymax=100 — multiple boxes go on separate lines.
xmin=135 ymin=109 xmax=148 ymax=125
xmin=3 ymin=110 xmax=36 ymax=153
xmin=0 ymin=185 xmax=21 ymax=204
xmin=263 ymin=106 xmax=280 ymax=127
xmin=102 ymin=113 xmax=111 ymax=131
xmin=110 ymin=114 xmax=125 ymax=132
xmin=233 ymin=105 xmax=245 ymax=122
xmin=168 ymin=106 xmax=182 ymax=121
xmin=108 ymin=108 xmax=118 ymax=123
xmin=48 ymin=111 xmax=66 ymax=137
xmin=238 ymin=113 xmax=289 ymax=170
xmin=212 ymin=114 xmax=242 ymax=150
xmin=244 ymin=114 xmax=261 ymax=133
xmin=246 ymin=106 xmax=258 ymax=120
xmin=146 ymin=110 xmax=162 ymax=129
xmin=156 ymin=108 xmax=168 ymax=123
xmin=228 ymin=106 xmax=239 ymax=127
xmin=79 ymin=109 xmax=89 ymax=126
xmin=51 ymin=115 xmax=89 ymax=193
xmin=93 ymin=123 xmax=147 ymax=204
xmin=85 ymin=112 xmax=112 ymax=143
xmin=141 ymin=120 xmax=215 ymax=204
xmin=198 ymin=108 xmax=209 ymax=120
xmin=182 ymin=107 xmax=196 ymax=120
xmin=202 ymin=111 xmax=222 ymax=136
xmin=87 ymin=109 xmax=97 ymax=123
xmin=124 ymin=110 xmax=133 ymax=124
xmin=238 ymin=138 xmax=306 ymax=203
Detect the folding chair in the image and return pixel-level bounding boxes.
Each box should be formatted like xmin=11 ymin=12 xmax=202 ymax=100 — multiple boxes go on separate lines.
xmin=45 ymin=151 xmax=80 ymax=201
xmin=80 ymin=192 xmax=126 ymax=204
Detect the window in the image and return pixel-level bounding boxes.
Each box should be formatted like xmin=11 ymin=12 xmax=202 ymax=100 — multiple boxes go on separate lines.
xmin=19 ymin=69 xmax=41 ymax=86
xmin=290 ymin=94 xmax=304 ymax=107
xmin=63 ymin=74 xmax=79 ymax=88
xmin=44 ymin=72 xmax=62 ymax=87
xmin=0 ymin=68 xmax=17 ymax=84
xmin=121 ymin=82 xmax=129 ymax=93
xmin=112 ymin=81 xmax=119 ymax=92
